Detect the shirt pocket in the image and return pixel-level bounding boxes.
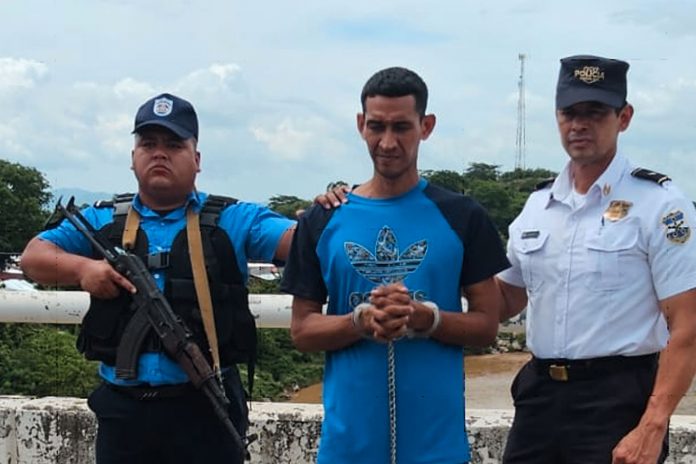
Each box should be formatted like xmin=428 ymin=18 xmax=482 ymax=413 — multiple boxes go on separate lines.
xmin=584 ymin=223 xmax=640 ymax=291
xmin=511 ymin=229 xmax=550 ymax=293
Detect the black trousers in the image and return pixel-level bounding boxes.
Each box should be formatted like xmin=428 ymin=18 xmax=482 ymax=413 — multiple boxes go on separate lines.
xmin=88 ymin=367 xmax=249 ymax=464
xmin=502 ymin=356 xmax=667 ymax=464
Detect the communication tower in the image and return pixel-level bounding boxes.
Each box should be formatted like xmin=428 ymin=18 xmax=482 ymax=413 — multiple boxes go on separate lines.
xmin=515 ymin=53 xmax=527 ymax=170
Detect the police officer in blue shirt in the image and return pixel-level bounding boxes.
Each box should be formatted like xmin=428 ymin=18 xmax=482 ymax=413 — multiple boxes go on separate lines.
xmin=498 ymin=55 xmax=696 ymax=463
xmin=21 ymin=93 xmax=295 ymax=464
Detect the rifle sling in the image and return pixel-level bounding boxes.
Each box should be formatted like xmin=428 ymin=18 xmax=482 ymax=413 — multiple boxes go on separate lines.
xmin=120 ymin=204 xmax=223 ymax=377
xmin=186 ymin=206 xmax=223 ymax=377
xmin=122 ymin=206 xmax=140 ymax=250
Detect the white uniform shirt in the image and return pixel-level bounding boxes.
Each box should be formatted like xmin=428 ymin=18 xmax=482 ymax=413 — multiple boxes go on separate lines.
xmin=498 ymin=154 xmax=696 ymax=359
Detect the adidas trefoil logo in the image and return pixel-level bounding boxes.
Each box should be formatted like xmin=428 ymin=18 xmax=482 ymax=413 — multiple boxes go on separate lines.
xmin=344 ymin=226 xmax=427 ymax=285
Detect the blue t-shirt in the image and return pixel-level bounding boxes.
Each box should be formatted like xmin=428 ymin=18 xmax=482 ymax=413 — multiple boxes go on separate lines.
xmin=281 ymin=179 xmax=510 ymax=464
xmin=40 ymin=190 xmax=293 ymax=386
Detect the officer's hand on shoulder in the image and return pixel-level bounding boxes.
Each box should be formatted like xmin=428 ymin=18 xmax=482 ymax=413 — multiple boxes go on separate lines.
xmin=314 ymin=184 xmax=351 ymax=210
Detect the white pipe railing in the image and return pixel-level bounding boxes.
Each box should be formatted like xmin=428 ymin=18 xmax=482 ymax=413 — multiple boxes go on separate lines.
xmin=0 ymin=291 xmax=294 ymax=328
xmin=0 ymin=291 xmax=474 ymax=328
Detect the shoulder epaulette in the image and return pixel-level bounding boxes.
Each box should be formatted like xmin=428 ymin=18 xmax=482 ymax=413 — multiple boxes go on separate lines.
xmin=631 ymin=168 xmax=671 ymax=186
xmin=535 ymin=177 xmax=556 ymax=191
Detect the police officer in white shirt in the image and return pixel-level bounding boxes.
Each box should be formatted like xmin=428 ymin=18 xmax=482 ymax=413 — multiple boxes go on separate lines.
xmin=498 ymin=55 xmax=696 ymax=464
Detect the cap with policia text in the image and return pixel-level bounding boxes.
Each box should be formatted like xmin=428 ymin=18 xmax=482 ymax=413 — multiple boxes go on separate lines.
xmin=132 ymin=93 xmax=199 ymax=140
xmin=555 ymin=55 xmax=629 ymax=110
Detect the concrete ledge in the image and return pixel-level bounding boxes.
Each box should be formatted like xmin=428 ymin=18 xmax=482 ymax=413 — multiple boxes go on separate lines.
xmin=0 ymin=396 xmax=695 ymax=463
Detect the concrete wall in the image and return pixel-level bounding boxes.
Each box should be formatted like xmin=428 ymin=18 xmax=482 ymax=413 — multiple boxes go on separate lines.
xmin=0 ymin=396 xmax=695 ymax=463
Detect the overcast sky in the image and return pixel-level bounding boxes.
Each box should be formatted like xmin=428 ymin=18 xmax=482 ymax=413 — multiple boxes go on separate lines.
xmin=1 ymin=1 xmax=695 ymax=203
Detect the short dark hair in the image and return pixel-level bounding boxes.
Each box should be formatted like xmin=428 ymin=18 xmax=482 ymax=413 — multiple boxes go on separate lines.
xmin=614 ymin=103 xmax=628 ymax=116
xmin=360 ymin=67 xmax=428 ymax=117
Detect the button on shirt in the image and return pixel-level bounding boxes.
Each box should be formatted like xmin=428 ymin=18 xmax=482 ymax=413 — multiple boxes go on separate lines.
xmin=40 ymin=191 xmax=293 ymax=385
xmin=498 ymin=154 xmax=696 ymax=359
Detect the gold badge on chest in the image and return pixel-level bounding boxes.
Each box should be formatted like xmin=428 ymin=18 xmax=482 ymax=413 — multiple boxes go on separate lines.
xmin=603 ymin=200 xmax=633 ymax=222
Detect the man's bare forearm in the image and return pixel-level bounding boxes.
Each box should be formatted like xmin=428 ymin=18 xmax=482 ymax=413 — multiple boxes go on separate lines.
xmin=497 ymin=278 xmax=528 ymax=322
xmin=291 ymin=299 xmax=364 ymax=352
xmin=613 ymin=289 xmax=696 ymax=462
xmin=429 ymin=277 xmax=502 ymax=347
xmin=20 ymin=237 xmax=91 ymax=286
xmin=640 ymin=323 xmax=696 ymax=428
xmin=432 ymin=310 xmax=498 ymax=347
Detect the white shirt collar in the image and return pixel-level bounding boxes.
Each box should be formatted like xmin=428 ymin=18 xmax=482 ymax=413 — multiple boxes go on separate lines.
xmin=546 ymin=153 xmax=629 ymax=209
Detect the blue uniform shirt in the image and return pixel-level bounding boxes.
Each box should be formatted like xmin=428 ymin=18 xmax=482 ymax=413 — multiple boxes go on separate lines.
xmin=40 ymin=190 xmax=293 ymax=386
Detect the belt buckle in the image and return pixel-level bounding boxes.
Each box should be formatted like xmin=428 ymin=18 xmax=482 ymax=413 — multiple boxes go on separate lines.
xmin=549 ymin=364 xmax=569 ymax=381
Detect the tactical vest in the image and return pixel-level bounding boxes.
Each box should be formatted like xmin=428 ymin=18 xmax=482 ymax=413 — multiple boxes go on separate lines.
xmin=76 ymin=193 xmax=257 ymax=384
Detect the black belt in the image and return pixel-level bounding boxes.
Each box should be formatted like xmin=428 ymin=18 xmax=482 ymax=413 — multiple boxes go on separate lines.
xmin=531 ymin=353 xmax=658 ymax=382
xmin=105 ymin=381 xmax=195 ymax=400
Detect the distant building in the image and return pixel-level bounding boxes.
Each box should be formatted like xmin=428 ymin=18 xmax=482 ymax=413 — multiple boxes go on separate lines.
xmin=248 ymin=262 xmax=282 ymax=281
xmin=0 ymin=253 xmax=23 ymax=281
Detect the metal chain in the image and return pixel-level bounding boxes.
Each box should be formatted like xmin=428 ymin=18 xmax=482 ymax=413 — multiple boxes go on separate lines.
xmin=387 ymin=340 xmax=397 ymax=464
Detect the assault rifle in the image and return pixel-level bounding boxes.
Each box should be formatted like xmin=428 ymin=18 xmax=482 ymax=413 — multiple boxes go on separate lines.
xmin=56 ymin=197 xmax=247 ymax=459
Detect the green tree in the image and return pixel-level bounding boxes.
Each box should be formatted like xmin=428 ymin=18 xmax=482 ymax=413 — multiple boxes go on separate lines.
xmin=500 ymin=167 xmax=557 ymax=193
xmin=246 ymin=276 xmax=325 ymax=400
xmin=251 ymin=328 xmax=323 ymax=400
xmin=267 ymin=195 xmax=311 ymax=219
xmin=464 ymin=163 xmax=500 ymax=182
xmin=423 ymin=163 xmax=558 ymax=239
xmin=466 ymin=179 xmax=517 ymax=235
xmin=325 ymin=180 xmax=349 ymax=191
xmin=0 ymin=160 xmax=52 ymax=265
xmin=420 ymin=169 xmax=467 ymax=193
xmin=0 ymin=324 xmax=99 ymax=397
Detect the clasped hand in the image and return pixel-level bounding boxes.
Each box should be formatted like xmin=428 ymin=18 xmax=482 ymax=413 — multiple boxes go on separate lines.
xmin=356 ymin=283 xmax=433 ymax=342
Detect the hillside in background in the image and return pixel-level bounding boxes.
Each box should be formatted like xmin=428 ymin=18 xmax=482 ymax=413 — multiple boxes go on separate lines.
xmin=52 ymin=188 xmax=115 ymax=207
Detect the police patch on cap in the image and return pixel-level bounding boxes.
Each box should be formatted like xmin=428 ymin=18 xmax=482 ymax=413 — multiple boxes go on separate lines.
xmin=556 ymin=55 xmax=629 ymax=109
xmin=133 ymin=93 xmax=199 ymax=139
xmin=153 ymin=97 xmax=173 ymax=117
xmin=574 ymin=66 xmax=604 ymax=84
xmin=662 ymin=210 xmax=691 ymax=244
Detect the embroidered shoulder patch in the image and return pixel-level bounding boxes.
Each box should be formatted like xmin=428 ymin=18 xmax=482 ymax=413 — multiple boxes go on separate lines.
xmin=662 ymin=210 xmax=691 ymax=244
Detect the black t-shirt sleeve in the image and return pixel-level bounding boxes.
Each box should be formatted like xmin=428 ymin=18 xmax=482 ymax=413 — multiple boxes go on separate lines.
xmin=459 ymin=202 xmax=511 ymax=287
xmin=424 ymin=183 xmax=510 ymax=287
xmin=279 ymin=205 xmax=333 ymax=303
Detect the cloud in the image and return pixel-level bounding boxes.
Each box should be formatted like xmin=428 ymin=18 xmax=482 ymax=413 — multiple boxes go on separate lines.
xmin=324 ymin=17 xmax=448 ymax=45
xmin=632 ymin=76 xmax=696 ymax=124
xmin=3 ymin=0 xmax=696 ymax=204
xmin=113 ymin=78 xmax=155 ymax=99
xmin=95 ymin=113 xmax=133 ymax=158
xmin=0 ymin=122 xmax=29 ymax=157
xmin=176 ymin=63 xmax=243 ymax=95
xmin=251 ymin=118 xmax=323 ymax=161
xmin=612 ymin=4 xmax=696 ymax=38
xmin=0 ymin=57 xmax=48 ymax=90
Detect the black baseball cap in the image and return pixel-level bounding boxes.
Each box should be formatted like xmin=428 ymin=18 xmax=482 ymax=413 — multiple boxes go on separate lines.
xmin=132 ymin=93 xmax=198 ymax=140
xmin=556 ymin=55 xmax=629 ymax=110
